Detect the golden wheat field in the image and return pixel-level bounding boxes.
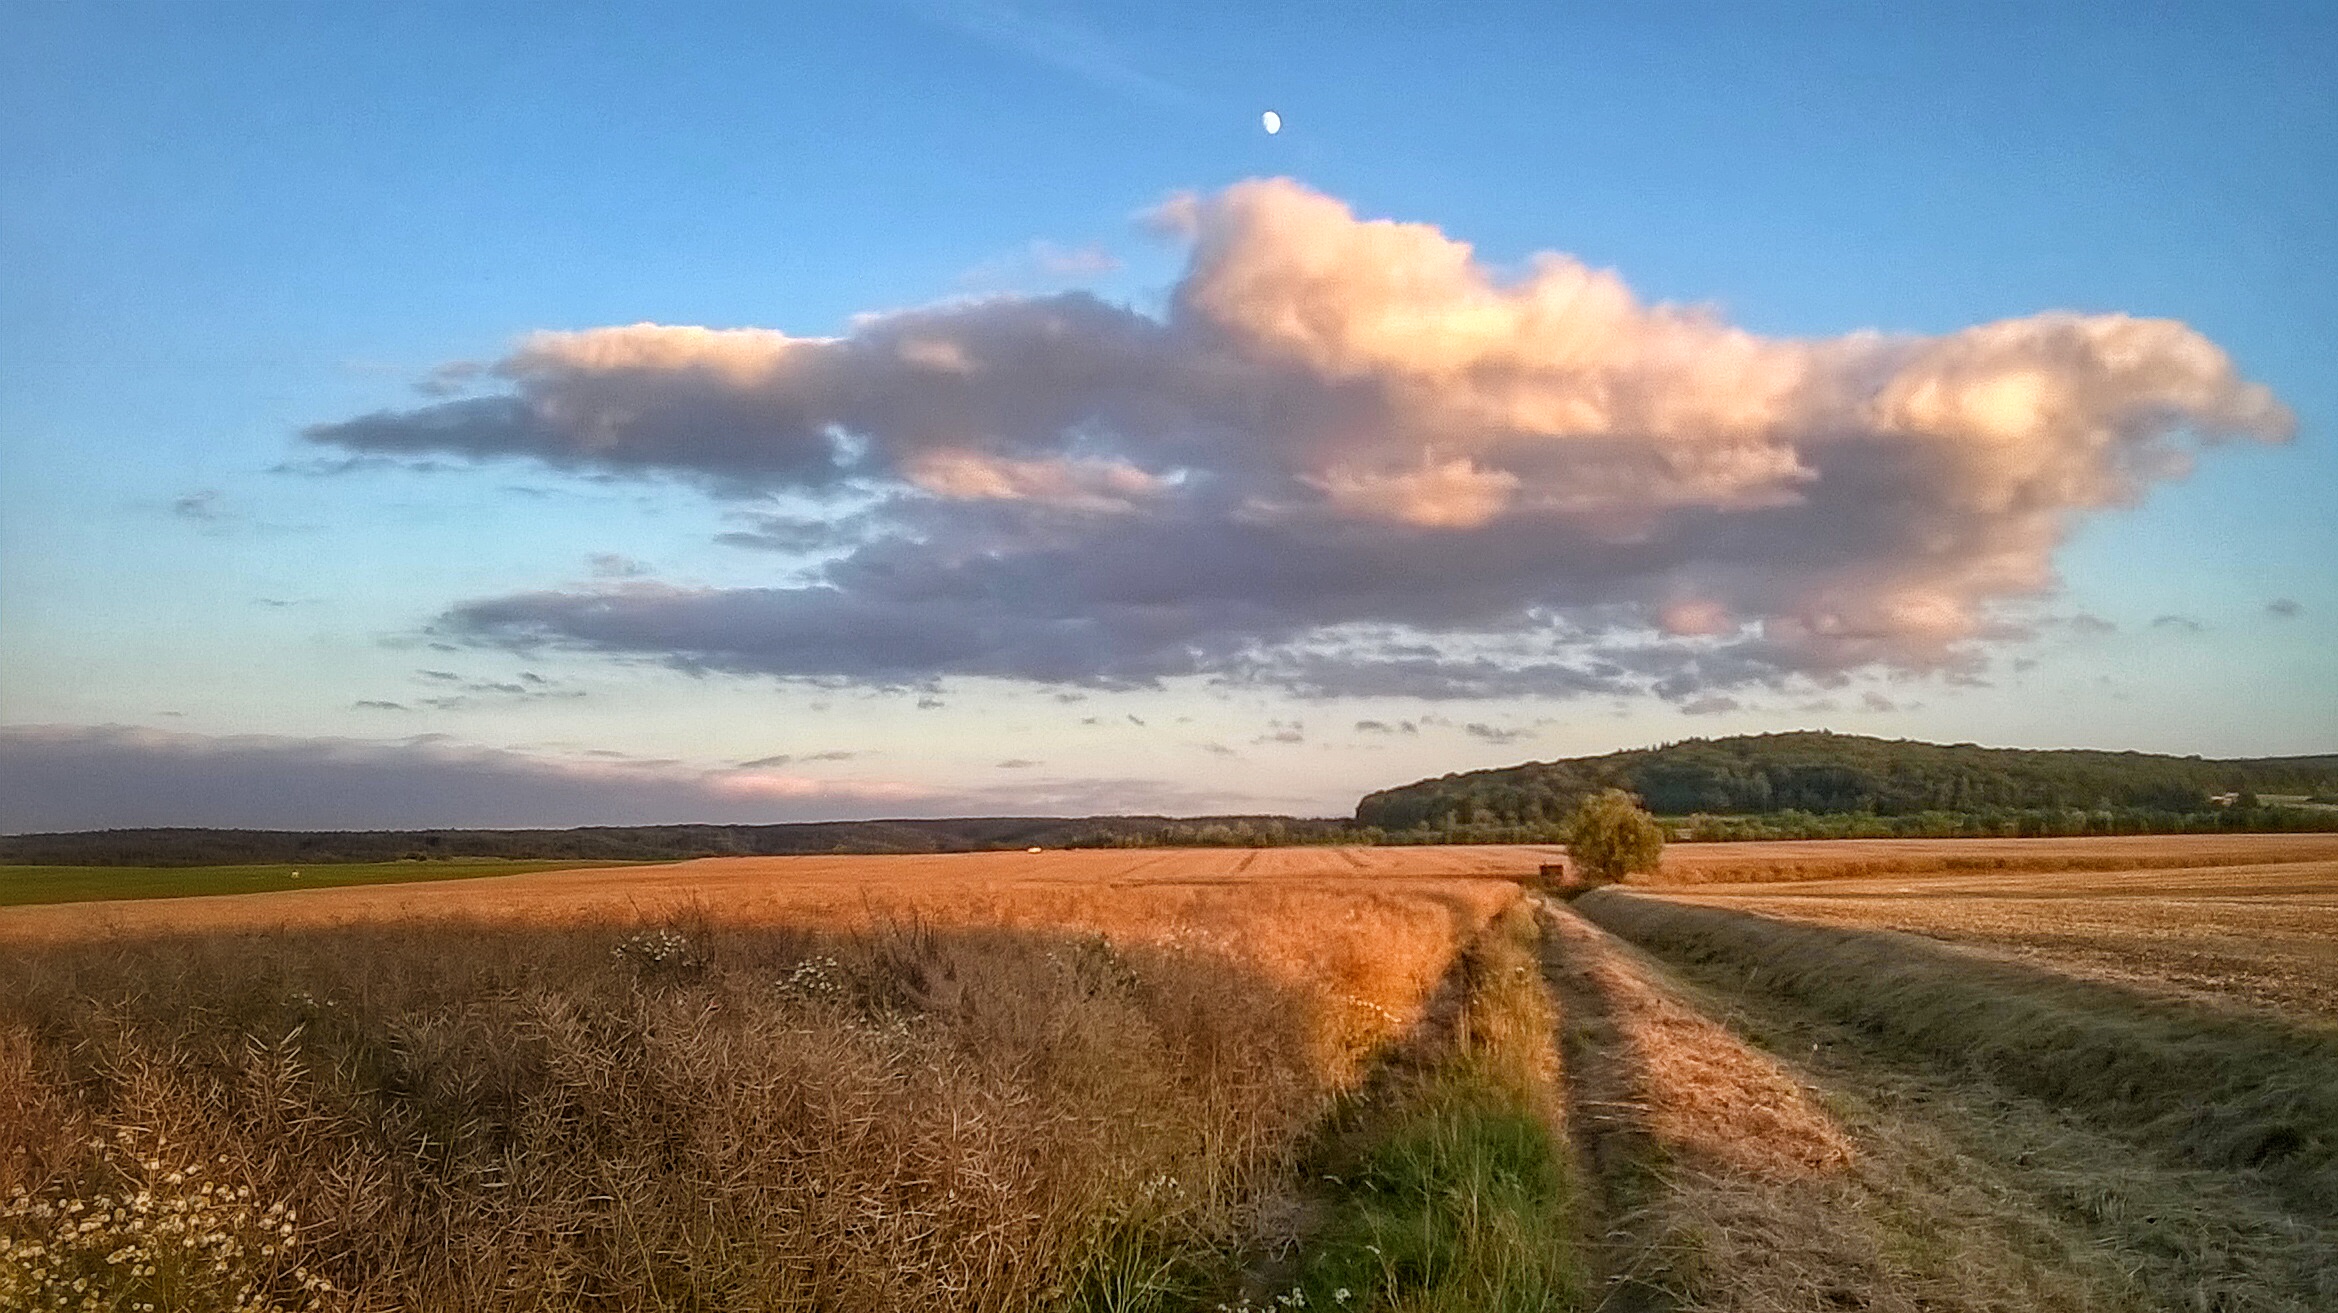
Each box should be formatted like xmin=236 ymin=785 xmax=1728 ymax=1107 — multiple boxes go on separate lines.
xmin=3 ymin=834 xmax=2334 ymax=1312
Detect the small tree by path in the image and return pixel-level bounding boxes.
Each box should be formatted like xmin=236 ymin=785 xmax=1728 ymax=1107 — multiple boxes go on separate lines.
xmin=1563 ymin=788 xmax=1667 ymax=887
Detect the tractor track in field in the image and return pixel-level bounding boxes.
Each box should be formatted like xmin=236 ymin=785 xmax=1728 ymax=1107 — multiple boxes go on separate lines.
xmin=1541 ymin=892 xmax=2338 ymax=1312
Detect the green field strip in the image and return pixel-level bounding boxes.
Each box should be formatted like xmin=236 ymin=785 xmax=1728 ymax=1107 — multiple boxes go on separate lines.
xmin=0 ymin=859 xmax=645 ymax=907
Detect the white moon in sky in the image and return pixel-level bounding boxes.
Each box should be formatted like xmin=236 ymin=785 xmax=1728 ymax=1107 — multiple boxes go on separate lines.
xmin=1261 ymin=110 xmax=1281 ymax=135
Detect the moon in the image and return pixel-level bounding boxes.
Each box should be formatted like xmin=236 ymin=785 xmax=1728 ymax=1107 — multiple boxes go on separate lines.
xmin=1261 ymin=110 xmax=1281 ymax=135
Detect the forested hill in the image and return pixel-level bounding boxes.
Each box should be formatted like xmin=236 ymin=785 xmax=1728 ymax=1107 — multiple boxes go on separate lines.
xmin=1354 ymin=733 xmax=2338 ymax=830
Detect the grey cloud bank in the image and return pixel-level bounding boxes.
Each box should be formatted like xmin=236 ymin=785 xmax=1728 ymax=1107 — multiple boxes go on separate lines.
xmin=307 ymin=180 xmax=2291 ymax=703
xmin=0 ymin=726 xmax=1242 ymax=832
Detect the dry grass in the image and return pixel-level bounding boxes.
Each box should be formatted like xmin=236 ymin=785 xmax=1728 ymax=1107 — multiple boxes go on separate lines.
xmin=1580 ymin=892 xmax=2338 ymax=1223
xmin=1543 ymin=900 xmax=2338 ymax=1311
xmin=1670 ymin=889 xmax=2338 ymax=1020
xmin=0 ymin=875 xmax=1523 ymax=1311
xmin=0 ymin=846 xmax=1560 ymax=945
xmin=1540 ymin=903 xmax=1920 ymax=1313
xmin=1681 ymin=957 xmax=2338 ymax=1313
xmin=1540 ymin=906 xmax=1850 ymax=1182
xmin=1631 ymin=833 xmax=2338 ymax=888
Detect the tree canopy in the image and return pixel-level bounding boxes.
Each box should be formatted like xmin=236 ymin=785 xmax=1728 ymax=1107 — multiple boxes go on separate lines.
xmin=1356 ymin=732 xmax=2338 ymax=832
xmin=1564 ymin=789 xmax=1667 ymax=884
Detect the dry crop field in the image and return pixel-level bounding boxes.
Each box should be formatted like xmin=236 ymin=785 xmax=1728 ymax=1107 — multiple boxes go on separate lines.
xmin=2 ymin=834 xmax=2333 ymax=1311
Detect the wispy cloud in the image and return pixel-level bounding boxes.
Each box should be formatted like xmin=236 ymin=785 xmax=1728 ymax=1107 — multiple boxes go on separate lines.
xmin=1463 ymin=722 xmax=1535 ymax=744
xmin=920 ymin=1 xmax=1203 ymax=112
xmin=589 ymin=553 xmax=652 ymax=578
xmin=171 ymin=489 xmax=229 ymax=521
xmin=738 ymin=750 xmax=861 ymax=768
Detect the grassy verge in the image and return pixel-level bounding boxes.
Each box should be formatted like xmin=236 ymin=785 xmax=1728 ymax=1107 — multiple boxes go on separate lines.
xmin=1250 ymin=901 xmax=1588 ymax=1313
xmin=1580 ymin=890 xmax=2338 ymax=1222
xmin=0 ymin=859 xmax=643 ymax=906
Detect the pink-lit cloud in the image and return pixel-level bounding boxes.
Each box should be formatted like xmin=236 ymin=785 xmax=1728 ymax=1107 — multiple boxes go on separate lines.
xmin=306 ymin=179 xmax=2292 ymax=700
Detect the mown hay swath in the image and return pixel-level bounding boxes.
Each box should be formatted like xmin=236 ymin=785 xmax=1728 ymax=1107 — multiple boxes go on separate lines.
xmin=1580 ymin=890 xmax=2338 ymax=1222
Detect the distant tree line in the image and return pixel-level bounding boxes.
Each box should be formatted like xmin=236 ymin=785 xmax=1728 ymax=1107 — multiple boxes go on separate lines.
xmin=1355 ymin=732 xmax=2338 ymax=836
xmin=0 ymin=815 xmax=1360 ymax=867
xmin=9 ymin=734 xmax=2334 ymax=866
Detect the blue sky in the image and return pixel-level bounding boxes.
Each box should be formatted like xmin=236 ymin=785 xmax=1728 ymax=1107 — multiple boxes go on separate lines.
xmin=2 ymin=2 xmax=2331 ymax=829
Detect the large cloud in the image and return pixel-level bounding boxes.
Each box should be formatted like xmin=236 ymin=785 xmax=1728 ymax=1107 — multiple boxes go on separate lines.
xmin=308 ymin=179 xmax=2291 ymax=699
xmin=0 ymin=726 xmax=1236 ymax=831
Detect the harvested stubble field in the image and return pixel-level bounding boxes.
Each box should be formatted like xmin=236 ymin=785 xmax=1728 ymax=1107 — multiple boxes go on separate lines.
xmin=3 ymin=835 xmax=2333 ymax=1311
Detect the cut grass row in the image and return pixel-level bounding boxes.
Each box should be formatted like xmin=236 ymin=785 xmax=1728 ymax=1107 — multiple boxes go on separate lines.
xmin=1579 ymin=890 xmax=2338 ymax=1222
xmin=0 ymin=859 xmax=641 ymax=906
xmin=1661 ymin=940 xmax=2338 ymax=1312
xmin=1544 ymin=898 xmax=2338 ymax=1311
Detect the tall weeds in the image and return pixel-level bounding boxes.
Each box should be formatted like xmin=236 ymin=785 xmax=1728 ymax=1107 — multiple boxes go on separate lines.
xmin=0 ymin=889 xmax=1509 ymax=1312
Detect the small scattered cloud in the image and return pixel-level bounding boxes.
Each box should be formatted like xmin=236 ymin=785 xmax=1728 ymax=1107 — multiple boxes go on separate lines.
xmin=996 ymin=758 xmax=1042 ymax=769
xmin=736 ymin=749 xmax=861 ymax=769
xmin=1679 ymin=695 xmax=1741 ymax=716
xmin=2150 ymin=614 xmax=2205 ymax=632
xmin=1463 ymin=722 xmax=1535 ymax=744
xmin=353 ymin=700 xmax=410 ymax=711
xmin=1860 ymin=691 xmax=1899 ymax=713
xmin=171 ymin=490 xmax=229 ymax=521
xmin=714 ymin=512 xmax=880 ymax=554
xmin=268 ymin=454 xmax=457 ymax=477
xmin=2267 ymin=598 xmax=2303 ymax=618
xmin=1029 ymin=241 xmax=1122 ymax=277
xmin=2063 ymin=614 xmax=2117 ymax=636
xmin=917 ymin=695 xmax=946 ymax=709
xmin=1252 ymin=719 xmax=1305 ymax=745
xmin=962 ymin=239 xmax=1126 ymax=289
xmin=415 ymin=359 xmax=487 ymax=398
xmin=397 ymin=668 xmax=586 ymax=711
xmin=589 ymin=553 xmax=651 ymax=578
xmin=1200 ymin=741 xmax=1237 ymax=757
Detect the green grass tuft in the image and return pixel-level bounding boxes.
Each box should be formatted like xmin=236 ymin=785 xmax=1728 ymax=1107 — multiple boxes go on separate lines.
xmin=1269 ymin=905 xmax=1588 ymax=1313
